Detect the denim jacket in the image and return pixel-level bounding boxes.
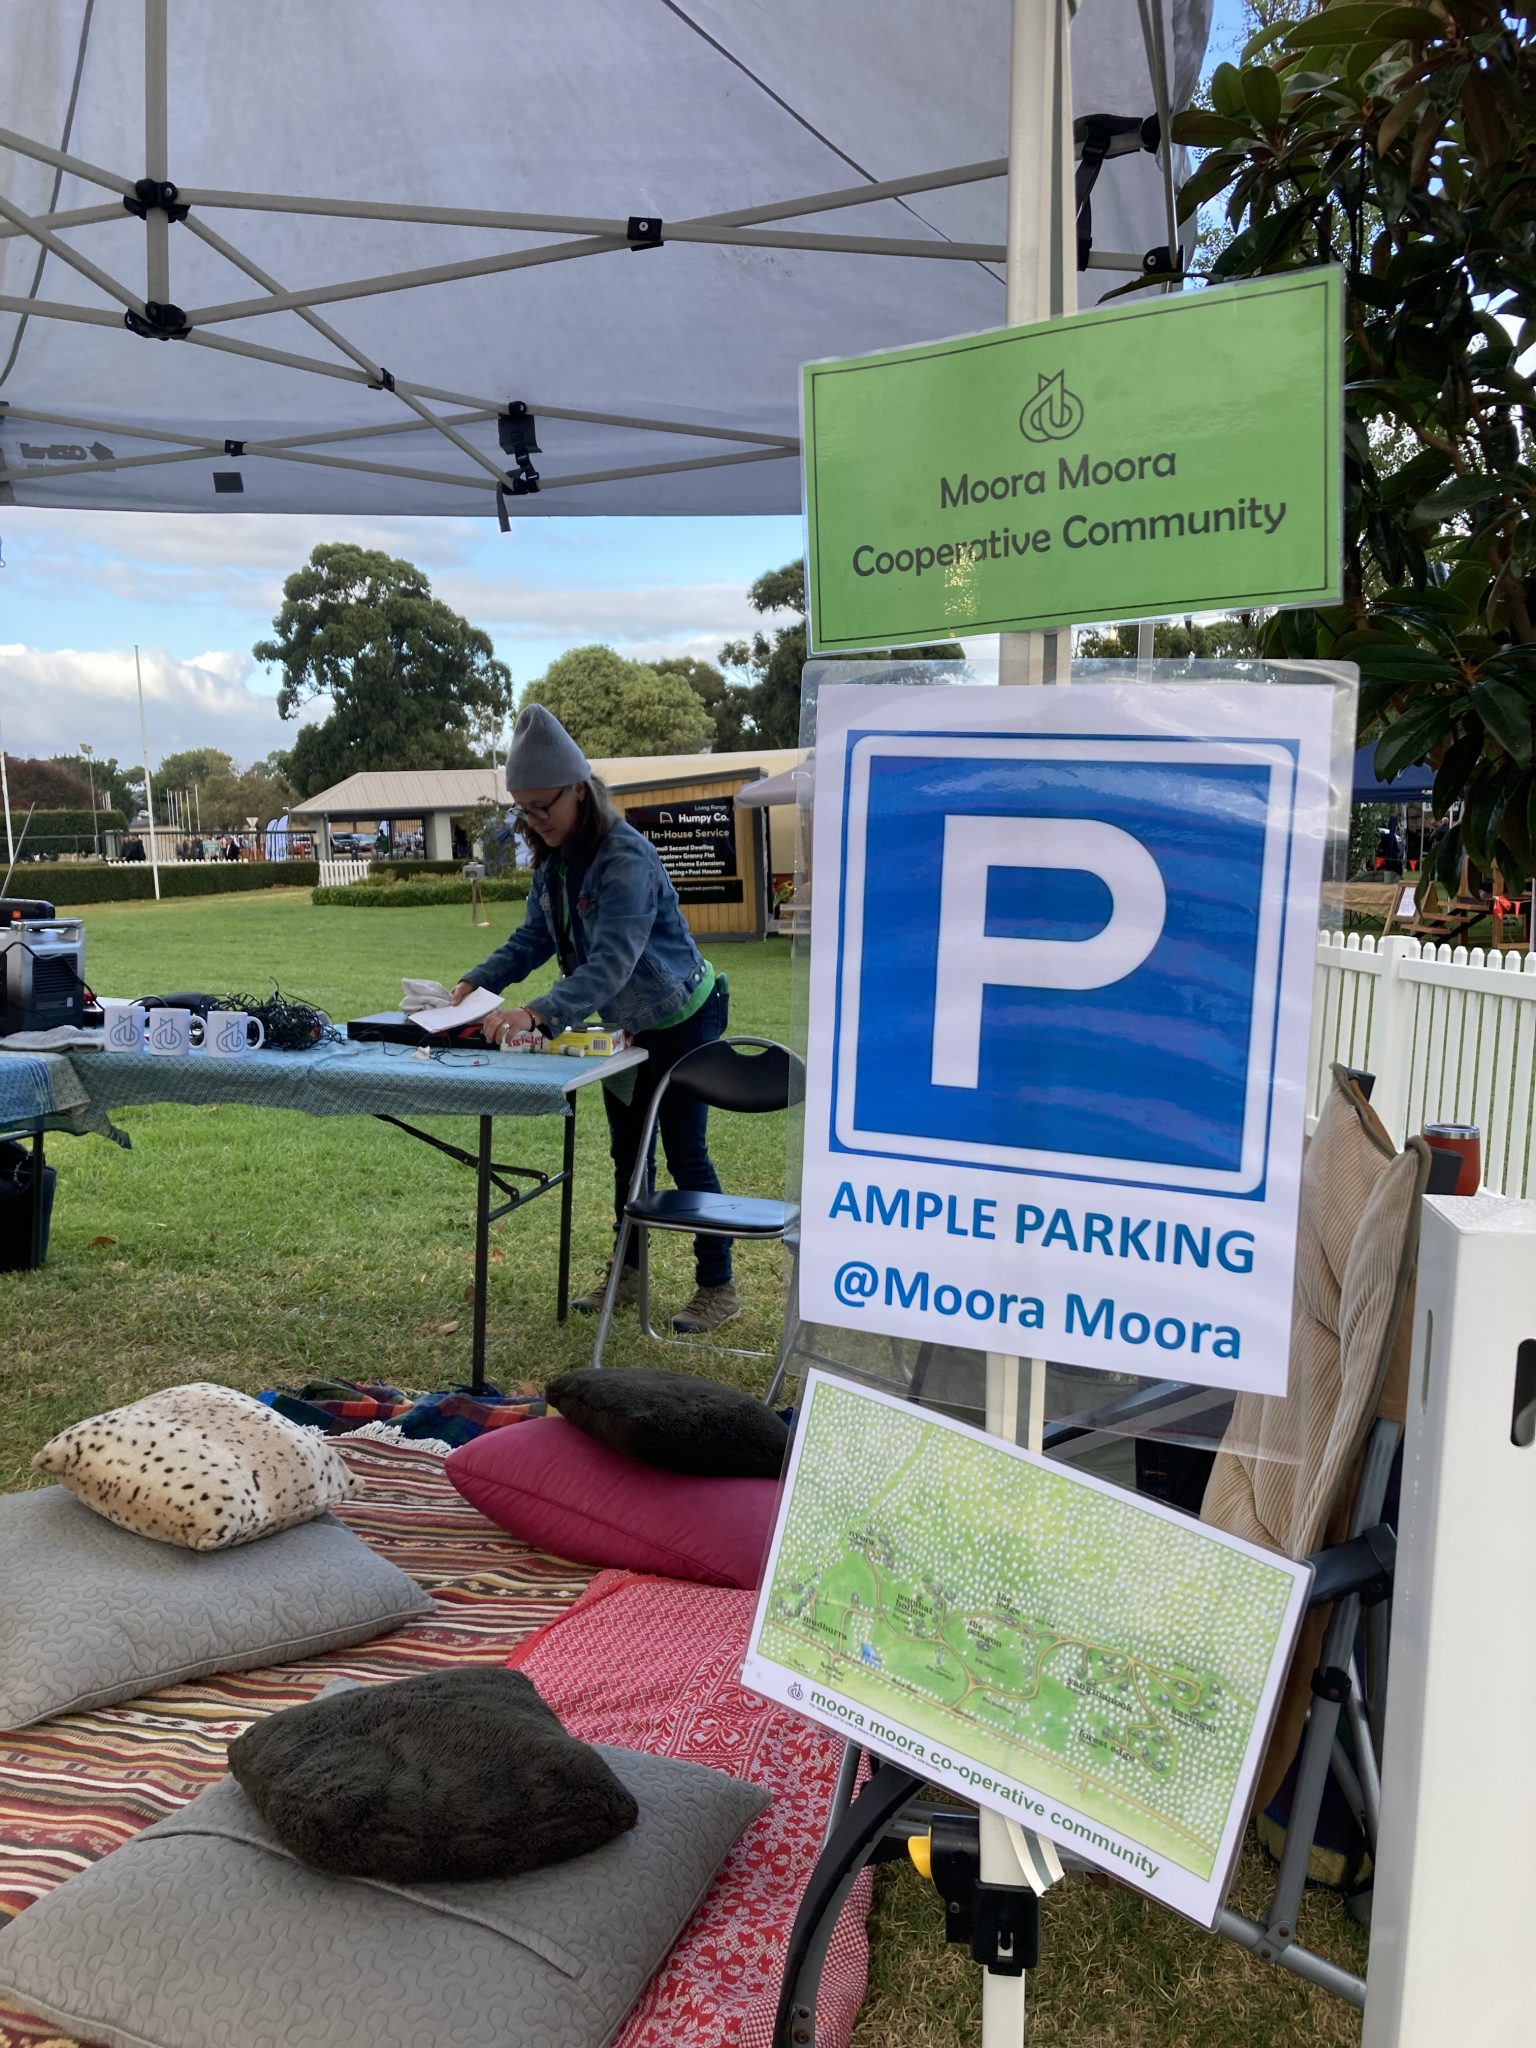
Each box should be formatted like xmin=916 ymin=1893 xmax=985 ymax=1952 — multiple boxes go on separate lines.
xmin=464 ymin=819 xmax=708 ymax=1036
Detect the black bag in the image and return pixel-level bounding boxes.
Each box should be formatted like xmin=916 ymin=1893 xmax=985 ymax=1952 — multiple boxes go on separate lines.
xmin=0 ymin=1139 xmax=55 ymax=1272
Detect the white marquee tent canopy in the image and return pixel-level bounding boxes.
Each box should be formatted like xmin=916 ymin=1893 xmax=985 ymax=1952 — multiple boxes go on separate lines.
xmin=1 ymin=0 xmax=1211 ymax=523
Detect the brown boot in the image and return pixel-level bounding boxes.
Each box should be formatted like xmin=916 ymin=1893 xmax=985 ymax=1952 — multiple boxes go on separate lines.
xmin=572 ymin=1263 xmax=642 ymax=1315
xmin=671 ymin=1282 xmax=741 ymax=1334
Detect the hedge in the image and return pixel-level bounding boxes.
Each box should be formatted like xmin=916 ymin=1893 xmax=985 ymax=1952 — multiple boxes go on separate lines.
xmin=19 ymin=808 xmax=126 ymax=838
xmin=7 ymin=861 xmax=319 ymax=905
xmin=312 ymin=878 xmax=530 ymax=909
xmin=367 ymin=860 xmax=468 ymax=881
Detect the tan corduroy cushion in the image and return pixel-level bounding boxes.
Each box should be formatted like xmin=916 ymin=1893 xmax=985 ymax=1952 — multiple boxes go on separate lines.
xmin=33 ymin=1383 xmax=360 ymax=1551
xmin=1200 ymin=1064 xmax=1429 ymax=1807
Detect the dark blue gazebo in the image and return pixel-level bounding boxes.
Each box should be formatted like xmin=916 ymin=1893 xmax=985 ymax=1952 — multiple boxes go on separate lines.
xmin=1352 ymin=745 xmax=1435 ymax=803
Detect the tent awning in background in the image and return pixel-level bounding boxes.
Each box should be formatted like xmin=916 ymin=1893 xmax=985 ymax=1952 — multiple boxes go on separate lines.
xmin=1353 ymin=744 xmax=1436 ymax=804
xmin=1 ymin=0 xmax=1211 ymax=519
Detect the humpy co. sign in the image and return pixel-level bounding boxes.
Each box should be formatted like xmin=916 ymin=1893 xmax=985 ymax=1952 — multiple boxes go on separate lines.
xmin=799 ymin=674 xmax=1349 ymax=1397
xmin=802 ymin=270 xmax=1343 ymax=650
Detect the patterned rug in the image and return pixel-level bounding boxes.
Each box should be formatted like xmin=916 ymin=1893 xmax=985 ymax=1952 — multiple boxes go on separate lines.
xmin=0 ymin=1438 xmax=594 ymax=2048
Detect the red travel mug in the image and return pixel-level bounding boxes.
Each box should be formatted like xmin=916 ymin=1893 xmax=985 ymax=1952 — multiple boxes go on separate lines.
xmin=1422 ymin=1124 xmax=1481 ymax=1196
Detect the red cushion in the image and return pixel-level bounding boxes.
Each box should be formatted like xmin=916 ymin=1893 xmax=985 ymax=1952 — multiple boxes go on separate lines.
xmin=508 ymin=1572 xmax=872 ymax=2048
xmin=445 ymin=1415 xmax=778 ymax=1588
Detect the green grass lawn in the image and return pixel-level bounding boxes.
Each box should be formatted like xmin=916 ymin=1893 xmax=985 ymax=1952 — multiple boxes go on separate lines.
xmin=0 ymin=890 xmax=1366 ymax=2048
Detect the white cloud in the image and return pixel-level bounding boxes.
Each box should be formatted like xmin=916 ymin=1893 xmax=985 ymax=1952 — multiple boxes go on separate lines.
xmin=0 ymin=643 xmax=322 ymax=765
xmin=431 ymin=571 xmax=758 ymax=671
xmin=0 ymin=508 xmax=477 ymax=620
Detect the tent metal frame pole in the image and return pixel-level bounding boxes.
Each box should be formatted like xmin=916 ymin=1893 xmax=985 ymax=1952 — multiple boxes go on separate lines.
xmin=0 ymin=293 xmax=122 ymax=329
xmin=143 ymin=0 xmax=170 ymax=305
xmin=0 ymin=201 xmax=127 ymax=241
xmin=183 ymin=219 xmax=1011 ymax=328
xmin=0 ymin=123 xmax=135 ymax=196
xmin=170 ymin=158 xmax=1011 ymax=234
xmin=0 ymin=446 xmax=216 ymax=486
xmin=399 ymin=384 xmax=798 ymax=448
xmin=0 ymin=191 xmax=145 ymax=316
xmin=181 ymin=213 xmax=513 ymax=489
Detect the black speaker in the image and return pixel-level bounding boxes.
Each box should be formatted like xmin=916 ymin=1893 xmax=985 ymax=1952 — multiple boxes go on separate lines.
xmin=0 ymin=1141 xmax=55 ymax=1272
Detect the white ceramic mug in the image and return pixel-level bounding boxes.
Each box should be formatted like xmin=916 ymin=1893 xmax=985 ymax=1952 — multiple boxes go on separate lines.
xmin=145 ymin=1007 xmax=193 ymax=1056
xmin=100 ymin=1001 xmax=148 ymax=1052
xmin=203 ymin=1009 xmax=265 ymax=1056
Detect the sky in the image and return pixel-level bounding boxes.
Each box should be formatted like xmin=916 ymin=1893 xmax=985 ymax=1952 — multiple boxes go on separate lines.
xmin=0 ymin=0 xmax=1253 ymax=775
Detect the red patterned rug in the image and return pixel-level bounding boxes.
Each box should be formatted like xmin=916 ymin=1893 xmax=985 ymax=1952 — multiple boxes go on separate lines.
xmin=0 ymin=1438 xmax=593 ymax=2048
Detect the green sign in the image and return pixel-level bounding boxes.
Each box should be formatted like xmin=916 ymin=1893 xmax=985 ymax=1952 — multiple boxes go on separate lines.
xmin=802 ymin=270 xmax=1342 ymax=650
xmin=743 ymin=1371 xmax=1311 ymax=1926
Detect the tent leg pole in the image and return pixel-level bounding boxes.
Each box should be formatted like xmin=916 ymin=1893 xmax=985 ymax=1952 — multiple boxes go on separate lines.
xmin=979 ymin=4 xmax=1080 ymax=2040
xmin=144 ymin=0 xmax=170 ymax=304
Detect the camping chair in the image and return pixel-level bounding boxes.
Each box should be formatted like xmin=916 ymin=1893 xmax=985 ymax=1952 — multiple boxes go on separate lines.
xmin=589 ymin=1036 xmax=804 ymax=1370
xmin=771 ymin=1066 xmax=1431 ymax=2041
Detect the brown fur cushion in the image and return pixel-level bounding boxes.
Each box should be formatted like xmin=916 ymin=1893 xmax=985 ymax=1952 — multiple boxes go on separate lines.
xmin=32 ymin=1383 xmax=359 ymax=1551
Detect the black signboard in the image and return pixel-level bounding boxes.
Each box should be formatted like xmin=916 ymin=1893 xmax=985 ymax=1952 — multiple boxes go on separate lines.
xmin=675 ymin=878 xmax=745 ymax=904
xmin=626 ymin=797 xmax=739 ymax=889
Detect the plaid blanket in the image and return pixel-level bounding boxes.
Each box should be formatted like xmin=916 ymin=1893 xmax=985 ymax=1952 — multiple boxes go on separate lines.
xmin=260 ymin=1378 xmax=544 ymax=1447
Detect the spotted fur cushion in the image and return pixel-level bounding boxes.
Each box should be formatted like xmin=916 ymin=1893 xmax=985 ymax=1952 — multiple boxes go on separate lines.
xmin=32 ymin=1383 xmax=360 ymax=1551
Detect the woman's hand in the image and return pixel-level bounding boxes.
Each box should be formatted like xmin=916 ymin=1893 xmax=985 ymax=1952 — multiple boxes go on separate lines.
xmin=449 ymin=980 xmax=480 ymax=1005
xmin=481 ymin=1005 xmax=536 ymax=1047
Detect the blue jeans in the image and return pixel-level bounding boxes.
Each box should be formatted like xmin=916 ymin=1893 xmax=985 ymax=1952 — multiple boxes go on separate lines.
xmin=604 ymin=979 xmax=732 ymax=1288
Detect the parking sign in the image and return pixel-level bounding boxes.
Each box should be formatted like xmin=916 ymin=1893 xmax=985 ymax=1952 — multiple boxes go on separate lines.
xmin=800 ymin=677 xmax=1347 ymax=1396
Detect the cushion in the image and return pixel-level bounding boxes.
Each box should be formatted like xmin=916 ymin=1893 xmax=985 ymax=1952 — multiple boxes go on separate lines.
xmin=546 ymin=1367 xmax=788 ymax=1479
xmin=447 ymin=1415 xmax=778 ymax=1587
xmin=32 ymin=1381 xmax=358 ymax=1550
xmin=229 ymin=1668 xmax=637 ymax=1881
xmin=0 ymin=1749 xmax=767 ymax=2048
xmin=0 ymin=1486 xmax=434 ymax=1730
xmin=509 ymin=1572 xmax=876 ymax=2048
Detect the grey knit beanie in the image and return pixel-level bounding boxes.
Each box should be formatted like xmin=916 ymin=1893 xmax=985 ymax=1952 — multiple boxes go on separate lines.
xmin=505 ymin=704 xmax=591 ymax=791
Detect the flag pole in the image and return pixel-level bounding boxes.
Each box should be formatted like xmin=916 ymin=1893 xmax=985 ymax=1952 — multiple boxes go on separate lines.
xmin=0 ymin=711 xmax=14 ymax=876
xmin=134 ymin=645 xmax=162 ymax=902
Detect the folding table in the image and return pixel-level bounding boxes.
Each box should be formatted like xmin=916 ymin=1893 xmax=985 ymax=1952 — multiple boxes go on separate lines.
xmin=0 ymin=1039 xmax=646 ymax=1393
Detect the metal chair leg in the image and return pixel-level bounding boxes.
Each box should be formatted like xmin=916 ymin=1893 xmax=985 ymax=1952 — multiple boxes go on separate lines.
xmin=635 ymin=1225 xmax=667 ymax=1341
xmin=589 ymin=1216 xmax=636 ymax=1370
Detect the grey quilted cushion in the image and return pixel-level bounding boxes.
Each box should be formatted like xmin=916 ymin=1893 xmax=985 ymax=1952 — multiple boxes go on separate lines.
xmin=0 ymin=1750 xmax=769 ymax=2048
xmin=0 ymin=1486 xmax=434 ymax=1729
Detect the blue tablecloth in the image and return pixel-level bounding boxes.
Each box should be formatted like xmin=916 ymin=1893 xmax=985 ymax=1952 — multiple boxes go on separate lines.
xmin=0 ymin=1050 xmax=104 ymax=1139
xmin=0 ymin=1041 xmax=644 ymax=1140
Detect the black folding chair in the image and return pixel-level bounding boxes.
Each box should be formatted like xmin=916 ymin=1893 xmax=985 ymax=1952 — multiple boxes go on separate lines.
xmin=589 ymin=1036 xmax=804 ymax=1368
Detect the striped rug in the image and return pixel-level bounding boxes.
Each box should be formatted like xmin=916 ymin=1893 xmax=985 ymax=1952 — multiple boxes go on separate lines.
xmin=0 ymin=1437 xmax=594 ymax=2048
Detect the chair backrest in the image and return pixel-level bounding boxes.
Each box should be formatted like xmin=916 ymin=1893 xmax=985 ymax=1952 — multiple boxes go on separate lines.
xmin=664 ymin=1036 xmax=806 ymax=1116
xmin=1200 ymin=1063 xmax=1431 ymax=1564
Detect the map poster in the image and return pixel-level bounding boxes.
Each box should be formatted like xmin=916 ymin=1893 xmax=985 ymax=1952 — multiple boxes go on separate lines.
xmin=743 ymin=1371 xmax=1312 ymax=1927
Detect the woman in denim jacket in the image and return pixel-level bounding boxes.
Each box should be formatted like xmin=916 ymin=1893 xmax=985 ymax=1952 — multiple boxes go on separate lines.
xmin=451 ymin=705 xmax=736 ymax=1334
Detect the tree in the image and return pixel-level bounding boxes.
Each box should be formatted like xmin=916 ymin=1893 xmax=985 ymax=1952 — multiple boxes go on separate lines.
xmin=646 ymin=656 xmax=753 ymax=752
xmin=199 ymin=759 xmax=294 ymax=832
xmin=48 ymin=753 xmax=140 ymax=820
xmin=522 ymin=645 xmax=713 ymax=760
xmin=1077 ymin=616 xmax=1263 ymax=659
xmin=254 ymin=544 xmax=514 ymax=799
xmin=156 ymin=747 xmax=234 ymax=798
xmin=720 ymin=562 xmax=964 ymax=749
xmin=1 ymin=756 xmax=93 ymax=808
xmin=1171 ymin=4 xmax=1535 ymax=886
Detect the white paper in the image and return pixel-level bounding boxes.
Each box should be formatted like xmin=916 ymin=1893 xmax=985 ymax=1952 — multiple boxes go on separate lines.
xmin=414 ymin=985 xmax=501 ymax=1035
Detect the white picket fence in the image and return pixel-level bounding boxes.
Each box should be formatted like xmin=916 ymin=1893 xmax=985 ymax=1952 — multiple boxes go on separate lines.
xmin=317 ymin=858 xmax=372 ymax=889
xmin=1310 ymin=931 xmax=1536 ymax=1197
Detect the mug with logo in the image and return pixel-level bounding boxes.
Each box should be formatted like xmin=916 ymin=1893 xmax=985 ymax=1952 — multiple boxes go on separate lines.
xmin=100 ymin=1001 xmax=148 ymax=1052
xmin=145 ymin=1007 xmax=193 ymax=1056
xmin=203 ymin=1009 xmax=266 ymax=1057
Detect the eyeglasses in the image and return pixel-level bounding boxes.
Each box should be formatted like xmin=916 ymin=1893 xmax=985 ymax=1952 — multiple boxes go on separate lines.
xmin=511 ymin=787 xmax=571 ymax=825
